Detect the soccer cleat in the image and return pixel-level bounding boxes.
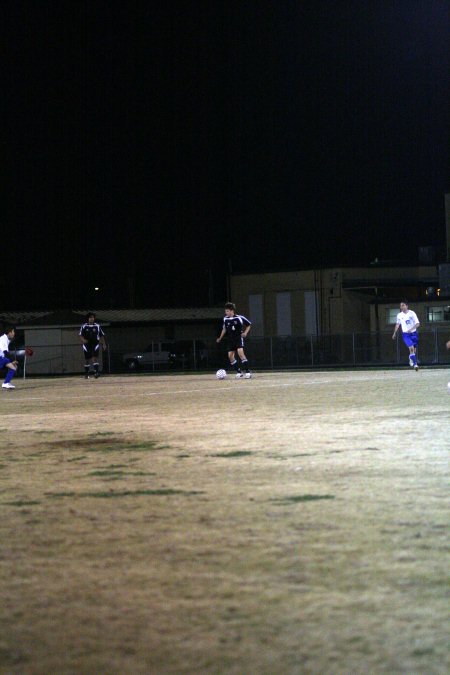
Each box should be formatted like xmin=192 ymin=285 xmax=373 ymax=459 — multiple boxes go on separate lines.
xmin=244 ymin=372 xmax=252 ymax=379
xmin=2 ymin=383 xmax=15 ymax=389
xmin=94 ymin=372 xmax=99 ymax=379
xmin=84 ymin=374 xmax=90 ymax=379
xmin=235 ymin=372 xmax=244 ymax=378
xmin=414 ymin=364 xmax=419 ymax=371
xmin=409 ymin=357 xmax=414 ymax=367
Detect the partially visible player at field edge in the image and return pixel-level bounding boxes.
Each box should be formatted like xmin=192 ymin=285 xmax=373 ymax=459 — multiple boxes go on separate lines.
xmin=447 ymin=339 xmax=450 ymax=392
xmin=79 ymin=312 xmax=106 ymax=379
xmin=392 ymin=300 xmax=420 ymax=371
xmin=216 ymin=302 xmax=252 ymax=378
xmin=0 ymin=327 xmax=18 ymax=389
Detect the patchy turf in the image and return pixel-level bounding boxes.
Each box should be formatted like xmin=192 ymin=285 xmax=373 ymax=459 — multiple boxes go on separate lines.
xmin=270 ymin=494 xmax=336 ymax=503
xmin=46 ymin=489 xmax=205 ymax=499
xmin=210 ymin=450 xmax=254 ymax=457
xmin=0 ymin=369 xmax=448 ymax=674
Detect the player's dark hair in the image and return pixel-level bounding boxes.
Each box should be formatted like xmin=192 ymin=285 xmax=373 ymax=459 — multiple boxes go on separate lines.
xmin=4 ymin=326 xmax=15 ymax=334
xmin=86 ymin=312 xmax=96 ymax=320
xmin=400 ymin=299 xmax=409 ymax=307
xmin=224 ymin=302 xmax=236 ymax=311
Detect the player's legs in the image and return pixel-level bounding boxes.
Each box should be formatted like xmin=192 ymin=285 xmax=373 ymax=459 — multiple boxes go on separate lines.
xmin=236 ymin=346 xmax=251 ymax=378
xmin=403 ymin=333 xmax=418 ymax=369
xmin=84 ymin=359 xmax=92 ymax=378
xmin=83 ymin=345 xmax=93 ymax=378
xmin=409 ymin=344 xmax=419 ymax=370
xmin=92 ymin=345 xmax=100 ymax=378
xmin=1 ymin=358 xmax=17 ymax=389
xmin=228 ymin=349 xmax=242 ymax=377
xmin=4 ymin=362 xmax=16 ymax=382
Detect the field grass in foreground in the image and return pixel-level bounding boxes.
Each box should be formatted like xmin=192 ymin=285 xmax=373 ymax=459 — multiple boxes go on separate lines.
xmin=0 ymin=369 xmax=448 ymax=674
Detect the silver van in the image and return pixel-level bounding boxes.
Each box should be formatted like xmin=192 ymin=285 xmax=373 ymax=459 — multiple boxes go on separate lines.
xmin=122 ymin=342 xmax=177 ymax=371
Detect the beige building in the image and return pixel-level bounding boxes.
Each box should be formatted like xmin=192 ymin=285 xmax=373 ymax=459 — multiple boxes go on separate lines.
xmin=230 ymin=265 xmax=449 ymax=337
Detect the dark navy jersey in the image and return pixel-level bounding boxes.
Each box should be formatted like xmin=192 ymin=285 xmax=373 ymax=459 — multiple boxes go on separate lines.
xmin=79 ymin=322 xmax=105 ymax=344
xmin=222 ymin=314 xmax=251 ymax=337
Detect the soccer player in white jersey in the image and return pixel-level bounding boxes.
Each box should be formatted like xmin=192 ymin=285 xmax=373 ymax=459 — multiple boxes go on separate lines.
xmin=79 ymin=312 xmax=106 ymax=379
xmin=392 ymin=300 xmax=420 ymax=371
xmin=0 ymin=327 xmax=18 ymax=389
xmin=216 ymin=302 xmax=252 ymax=378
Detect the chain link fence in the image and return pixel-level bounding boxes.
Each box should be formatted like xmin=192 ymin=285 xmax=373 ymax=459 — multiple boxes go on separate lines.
xmin=13 ymin=329 xmax=450 ymax=376
xmin=247 ymin=331 xmax=450 ymax=369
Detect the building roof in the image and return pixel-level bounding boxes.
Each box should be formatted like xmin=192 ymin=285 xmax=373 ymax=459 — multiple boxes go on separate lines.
xmin=0 ymin=311 xmax=50 ymax=325
xmin=1 ymin=307 xmax=223 ymax=328
xmin=87 ymin=308 xmax=223 ymax=323
xmin=342 ymin=276 xmax=438 ymax=289
xmin=14 ymin=310 xmax=90 ymax=328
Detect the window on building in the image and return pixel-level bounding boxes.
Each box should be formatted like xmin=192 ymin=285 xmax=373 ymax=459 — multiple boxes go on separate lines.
xmin=305 ymin=291 xmax=318 ymax=335
xmin=249 ymin=294 xmax=264 ymax=336
xmin=386 ymin=308 xmax=398 ymax=325
xmin=276 ymin=292 xmax=292 ymax=336
xmin=426 ymin=306 xmax=450 ymax=322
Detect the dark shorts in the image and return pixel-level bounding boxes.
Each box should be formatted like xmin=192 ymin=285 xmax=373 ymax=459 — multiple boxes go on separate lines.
xmin=226 ymin=336 xmax=244 ymax=352
xmin=83 ymin=343 xmax=100 ymax=360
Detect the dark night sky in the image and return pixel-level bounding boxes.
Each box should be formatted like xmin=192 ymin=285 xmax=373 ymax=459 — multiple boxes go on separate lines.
xmin=4 ymin=1 xmax=450 ymax=310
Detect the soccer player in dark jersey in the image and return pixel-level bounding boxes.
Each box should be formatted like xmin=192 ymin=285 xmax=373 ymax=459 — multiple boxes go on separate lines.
xmin=79 ymin=312 xmax=106 ymax=379
xmin=216 ymin=302 xmax=252 ymax=378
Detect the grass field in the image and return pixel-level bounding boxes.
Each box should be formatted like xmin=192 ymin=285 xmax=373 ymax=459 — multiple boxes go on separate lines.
xmin=0 ymin=369 xmax=449 ymax=674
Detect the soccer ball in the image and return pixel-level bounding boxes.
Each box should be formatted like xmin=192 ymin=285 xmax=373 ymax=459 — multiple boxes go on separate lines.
xmin=216 ymin=369 xmax=227 ymax=380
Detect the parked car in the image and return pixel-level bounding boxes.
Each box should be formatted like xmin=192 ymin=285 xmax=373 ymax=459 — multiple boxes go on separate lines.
xmin=172 ymin=340 xmax=208 ymax=367
xmin=122 ymin=342 xmax=178 ymax=371
xmin=122 ymin=339 xmax=208 ymax=371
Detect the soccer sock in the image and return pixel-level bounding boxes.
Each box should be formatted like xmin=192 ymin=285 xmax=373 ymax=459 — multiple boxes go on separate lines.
xmin=84 ymin=364 xmax=90 ymax=376
xmin=93 ymin=362 xmax=99 ymax=373
xmin=4 ymin=369 xmax=15 ymax=384
xmin=410 ymin=353 xmax=416 ymax=365
xmin=241 ymin=359 xmax=250 ymax=372
xmin=230 ymin=359 xmax=240 ymax=372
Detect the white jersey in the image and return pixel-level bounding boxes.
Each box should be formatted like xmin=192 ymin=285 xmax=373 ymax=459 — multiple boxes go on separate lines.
xmin=0 ymin=333 xmax=11 ymax=356
xmin=396 ymin=310 xmax=419 ymax=333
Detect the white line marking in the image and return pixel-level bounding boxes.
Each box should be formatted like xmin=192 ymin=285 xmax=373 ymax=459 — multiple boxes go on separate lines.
xmin=0 ymin=372 xmax=411 ymax=404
